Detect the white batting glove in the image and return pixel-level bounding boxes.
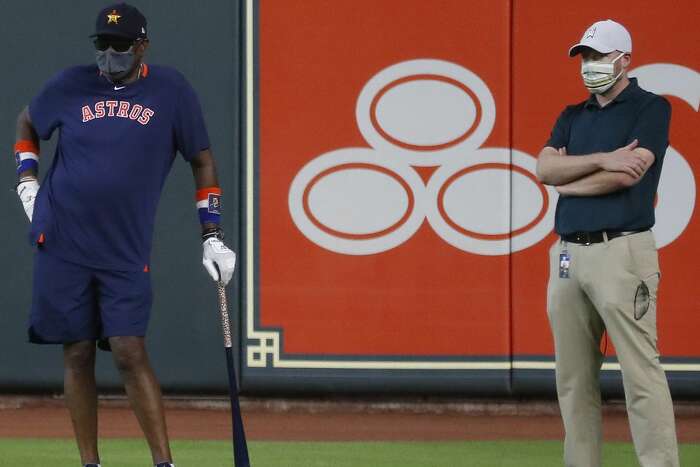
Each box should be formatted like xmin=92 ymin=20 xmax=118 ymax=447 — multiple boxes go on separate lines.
xmin=202 ymin=237 xmax=236 ymax=285
xmin=16 ymin=178 xmax=40 ymax=222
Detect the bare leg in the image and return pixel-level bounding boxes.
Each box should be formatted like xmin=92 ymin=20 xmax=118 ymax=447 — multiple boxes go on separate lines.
xmin=63 ymin=341 xmax=99 ymax=465
xmin=110 ymin=336 xmax=172 ymax=464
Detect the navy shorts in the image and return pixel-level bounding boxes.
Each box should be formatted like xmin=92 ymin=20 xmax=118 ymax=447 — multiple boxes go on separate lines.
xmin=29 ymin=249 xmax=152 ymax=346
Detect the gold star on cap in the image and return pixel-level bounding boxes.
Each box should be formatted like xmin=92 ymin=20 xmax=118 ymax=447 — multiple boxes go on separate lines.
xmin=107 ymin=9 xmax=121 ymax=24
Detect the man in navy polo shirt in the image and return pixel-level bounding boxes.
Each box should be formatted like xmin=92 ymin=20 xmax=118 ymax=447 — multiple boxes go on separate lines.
xmin=537 ymin=19 xmax=679 ymax=467
xmin=13 ymin=4 xmax=235 ymax=467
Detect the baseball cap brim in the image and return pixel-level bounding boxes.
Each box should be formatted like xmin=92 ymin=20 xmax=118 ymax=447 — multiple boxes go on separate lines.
xmin=568 ymin=41 xmax=616 ymax=57
xmin=89 ymin=30 xmax=138 ymax=39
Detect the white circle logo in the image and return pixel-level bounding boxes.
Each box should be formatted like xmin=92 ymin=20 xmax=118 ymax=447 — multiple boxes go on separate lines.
xmin=356 ymin=60 xmax=495 ymax=167
xmin=289 ymin=148 xmax=426 ymax=255
xmin=288 ymin=60 xmax=697 ymax=256
xmin=425 ymin=148 xmax=558 ymax=255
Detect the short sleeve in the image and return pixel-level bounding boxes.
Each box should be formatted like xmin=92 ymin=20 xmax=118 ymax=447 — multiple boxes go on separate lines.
xmin=628 ymin=96 xmax=671 ymax=162
xmin=28 ymin=71 xmax=68 ymax=140
xmin=175 ymin=79 xmax=210 ymax=161
xmin=544 ymin=107 xmax=572 ymax=150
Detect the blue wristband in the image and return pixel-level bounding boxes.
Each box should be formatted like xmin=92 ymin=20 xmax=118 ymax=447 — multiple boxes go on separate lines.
xmin=196 ymin=187 xmax=221 ymax=225
xmin=16 ymin=157 xmax=38 ymax=175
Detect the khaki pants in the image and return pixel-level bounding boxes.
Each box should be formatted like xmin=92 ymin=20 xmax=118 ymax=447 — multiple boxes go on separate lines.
xmin=547 ymin=231 xmax=679 ymax=467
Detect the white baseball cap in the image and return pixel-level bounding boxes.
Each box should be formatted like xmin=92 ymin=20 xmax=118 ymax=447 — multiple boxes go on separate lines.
xmin=568 ymin=19 xmax=632 ymax=57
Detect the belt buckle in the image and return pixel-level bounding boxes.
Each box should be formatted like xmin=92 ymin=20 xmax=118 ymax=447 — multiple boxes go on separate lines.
xmin=578 ymin=232 xmax=592 ymax=245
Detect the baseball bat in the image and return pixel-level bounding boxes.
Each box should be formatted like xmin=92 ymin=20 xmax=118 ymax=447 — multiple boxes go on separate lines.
xmin=216 ymin=281 xmax=251 ymax=467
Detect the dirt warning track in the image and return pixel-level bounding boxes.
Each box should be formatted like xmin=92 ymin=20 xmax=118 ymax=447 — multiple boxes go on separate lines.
xmin=1 ymin=397 xmax=698 ymax=442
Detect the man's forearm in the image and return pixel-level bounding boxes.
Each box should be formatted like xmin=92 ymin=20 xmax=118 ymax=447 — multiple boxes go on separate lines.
xmin=536 ymin=148 xmax=603 ymax=186
xmin=16 ymin=106 xmax=40 ymax=180
xmin=191 ymin=153 xmax=218 ymax=189
xmin=190 ymin=149 xmax=220 ymax=234
xmin=556 ymin=170 xmax=634 ymax=197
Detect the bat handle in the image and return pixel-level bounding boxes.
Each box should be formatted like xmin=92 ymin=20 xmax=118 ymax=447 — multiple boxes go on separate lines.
xmin=217 ymin=281 xmax=233 ymax=349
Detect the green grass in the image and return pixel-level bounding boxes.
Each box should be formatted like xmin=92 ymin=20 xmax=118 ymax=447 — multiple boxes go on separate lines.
xmin=0 ymin=439 xmax=698 ymax=467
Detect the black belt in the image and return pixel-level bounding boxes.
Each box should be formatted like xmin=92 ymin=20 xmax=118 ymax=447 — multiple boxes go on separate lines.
xmin=561 ymin=229 xmax=647 ymax=245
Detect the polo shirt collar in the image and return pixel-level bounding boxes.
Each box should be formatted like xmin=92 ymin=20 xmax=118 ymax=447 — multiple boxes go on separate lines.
xmin=584 ymin=77 xmax=640 ymax=108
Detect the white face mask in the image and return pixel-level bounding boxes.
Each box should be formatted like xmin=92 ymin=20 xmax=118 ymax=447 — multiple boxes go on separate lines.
xmin=581 ymin=52 xmax=624 ymax=94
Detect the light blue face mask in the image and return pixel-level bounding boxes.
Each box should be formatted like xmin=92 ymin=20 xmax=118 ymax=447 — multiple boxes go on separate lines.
xmin=96 ymin=46 xmax=138 ymax=82
xmin=581 ymin=52 xmax=624 ymax=94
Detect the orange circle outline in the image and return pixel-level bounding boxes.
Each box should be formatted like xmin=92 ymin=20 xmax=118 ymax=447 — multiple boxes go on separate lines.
xmin=369 ymin=74 xmax=482 ymax=152
xmin=437 ymin=163 xmax=549 ymax=240
xmin=302 ymin=163 xmax=415 ymax=240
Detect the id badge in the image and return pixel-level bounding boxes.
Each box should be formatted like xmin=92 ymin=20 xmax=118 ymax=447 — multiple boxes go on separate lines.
xmin=559 ymin=250 xmax=571 ymax=279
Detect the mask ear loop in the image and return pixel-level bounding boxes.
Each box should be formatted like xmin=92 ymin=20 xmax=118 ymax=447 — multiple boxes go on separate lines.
xmin=610 ymin=69 xmax=624 ymax=83
xmin=610 ymin=52 xmax=626 ymax=82
xmin=134 ymin=40 xmax=146 ymax=80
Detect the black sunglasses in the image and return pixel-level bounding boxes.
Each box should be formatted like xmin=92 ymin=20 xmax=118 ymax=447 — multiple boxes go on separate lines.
xmin=93 ymin=36 xmax=139 ymax=53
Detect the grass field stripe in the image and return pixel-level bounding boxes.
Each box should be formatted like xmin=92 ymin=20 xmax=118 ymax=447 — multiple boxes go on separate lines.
xmin=2 ymin=439 xmax=699 ymax=466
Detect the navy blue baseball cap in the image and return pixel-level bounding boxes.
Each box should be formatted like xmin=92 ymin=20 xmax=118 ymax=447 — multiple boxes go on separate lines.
xmin=91 ymin=3 xmax=147 ymax=40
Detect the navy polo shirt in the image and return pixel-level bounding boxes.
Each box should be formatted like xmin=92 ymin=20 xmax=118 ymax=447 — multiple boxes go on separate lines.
xmin=545 ymin=78 xmax=671 ymax=235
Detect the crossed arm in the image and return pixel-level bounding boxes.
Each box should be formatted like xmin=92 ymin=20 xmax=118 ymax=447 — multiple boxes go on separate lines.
xmin=536 ymin=139 xmax=655 ymax=196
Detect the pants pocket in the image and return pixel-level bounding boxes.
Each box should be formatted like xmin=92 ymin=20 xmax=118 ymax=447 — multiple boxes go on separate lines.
xmin=634 ymin=272 xmax=659 ymax=321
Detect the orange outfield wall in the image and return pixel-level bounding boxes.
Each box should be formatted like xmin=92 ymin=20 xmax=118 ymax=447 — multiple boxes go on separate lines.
xmin=248 ymin=0 xmax=699 ymax=394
